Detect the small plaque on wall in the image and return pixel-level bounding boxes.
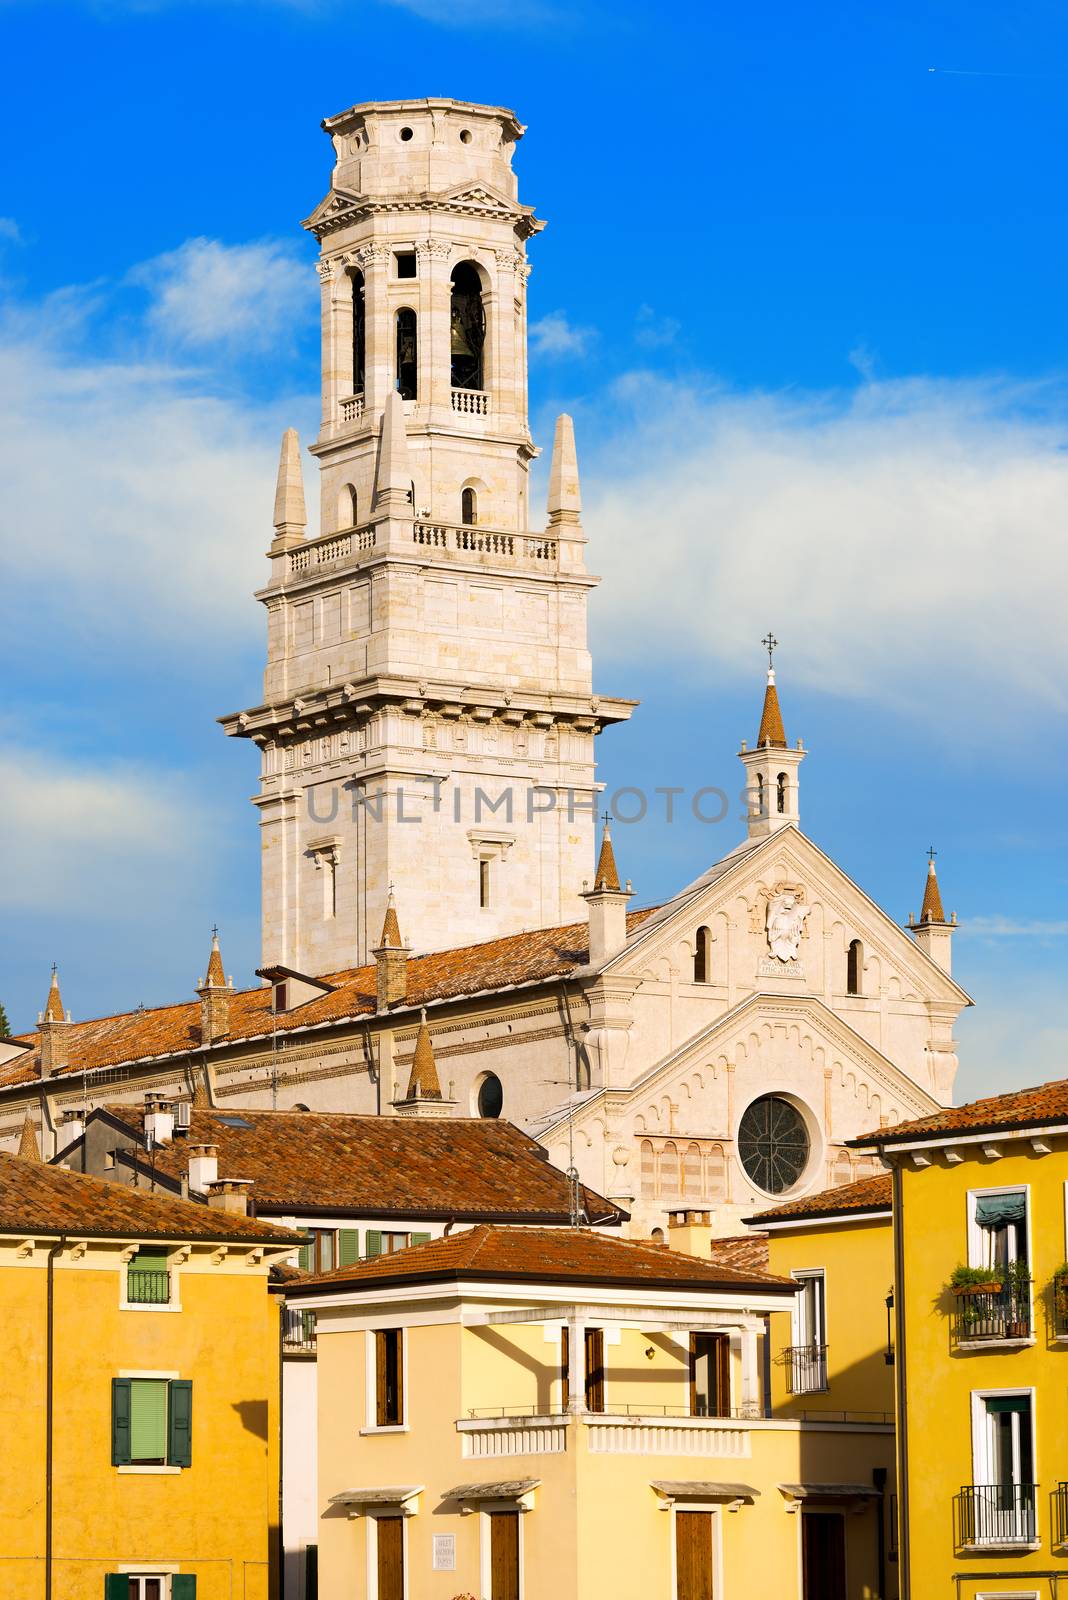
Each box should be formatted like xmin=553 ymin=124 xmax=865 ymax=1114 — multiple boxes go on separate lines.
xmin=432 ymin=1533 xmax=456 ymax=1571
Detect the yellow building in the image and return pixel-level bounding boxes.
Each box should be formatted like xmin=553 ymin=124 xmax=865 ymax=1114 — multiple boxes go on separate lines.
xmin=292 ymin=1222 xmax=900 ymax=1600
xmin=0 ymin=1142 xmax=297 ymax=1599
xmin=853 ymin=1079 xmax=1068 ymax=1598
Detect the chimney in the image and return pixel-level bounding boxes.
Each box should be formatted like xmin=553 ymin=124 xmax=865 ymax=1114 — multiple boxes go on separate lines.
xmin=196 ymin=929 xmax=232 ymax=1045
xmin=143 ymin=1093 xmax=175 ymax=1148
xmin=373 ymin=887 xmax=409 ymax=1008
xmin=187 ymin=1142 xmax=219 ymax=1195
xmin=667 ymin=1209 xmax=715 ymax=1258
xmin=57 ymin=1107 xmax=86 ymax=1152
xmin=206 ymin=1177 xmax=254 ymax=1216
xmin=582 ymin=818 xmax=632 ymax=966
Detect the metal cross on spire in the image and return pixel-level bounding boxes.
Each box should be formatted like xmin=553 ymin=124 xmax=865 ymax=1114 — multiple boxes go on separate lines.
xmin=927 ymin=846 xmax=937 ymax=865
xmin=211 ymin=923 xmax=219 ymax=942
xmin=762 ymin=631 xmax=778 ymax=669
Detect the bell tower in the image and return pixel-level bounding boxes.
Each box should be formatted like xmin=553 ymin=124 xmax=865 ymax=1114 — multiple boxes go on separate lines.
xmin=222 ymin=99 xmax=636 ymax=976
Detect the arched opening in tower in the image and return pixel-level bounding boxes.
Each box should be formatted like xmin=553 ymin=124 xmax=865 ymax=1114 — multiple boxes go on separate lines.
xmin=450 ymin=262 xmax=485 ymax=391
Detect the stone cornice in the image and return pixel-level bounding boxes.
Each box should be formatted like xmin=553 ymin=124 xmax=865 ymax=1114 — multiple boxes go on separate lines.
xmin=303 ymin=186 xmax=542 ymax=242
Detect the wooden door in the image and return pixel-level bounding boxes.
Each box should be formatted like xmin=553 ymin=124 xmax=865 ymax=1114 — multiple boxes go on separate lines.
xmin=675 ymin=1510 xmax=714 ymax=1600
xmin=377 ymin=1516 xmax=404 ymax=1600
xmin=490 ymin=1509 xmax=520 ymax=1600
xmin=802 ymin=1512 xmax=845 ymax=1600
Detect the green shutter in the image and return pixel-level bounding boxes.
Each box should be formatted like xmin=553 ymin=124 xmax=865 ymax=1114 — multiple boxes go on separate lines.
xmin=171 ymin=1577 xmax=197 ymax=1599
xmin=111 ymin=1378 xmax=132 ymax=1466
xmin=297 ymin=1241 xmax=313 ymax=1272
xmin=338 ymin=1229 xmax=360 ymax=1267
xmin=411 ymin=1232 xmax=430 ymax=1248
xmin=131 ymin=1247 xmax=168 ymax=1273
xmin=364 ymin=1230 xmax=382 ymax=1258
xmin=104 ymin=1577 xmax=129 ymax=1599
xmin=130 ymin=1379 xmax=167 ymax=1463
xmin=168 ymin=1379 xmax=193 ymax=1467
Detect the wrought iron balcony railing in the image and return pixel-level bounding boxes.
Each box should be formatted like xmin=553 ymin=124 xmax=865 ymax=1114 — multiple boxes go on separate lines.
xmin=126 ymin=1268 xmax=170 ymax=1305
xmin=951 ymin=1281 xmax=1032 ymax=1345
xmin=282 ymin=1307 xmax=317 ymax=1352
xmin=955 ymin=1483 xmax=1038 ymax=1548
xmin=1054 ymin=1482 xmax=1068 ymax=1551
xmin=784 ymin=1344 xmax=829 ymax=1394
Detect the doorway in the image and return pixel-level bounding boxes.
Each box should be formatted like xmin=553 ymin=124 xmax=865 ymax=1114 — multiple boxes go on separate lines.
xmin=802 ymin=1511 xmax=845 ymax=1600
xmin=675 ymin=1510 xmax=714 ymax=1600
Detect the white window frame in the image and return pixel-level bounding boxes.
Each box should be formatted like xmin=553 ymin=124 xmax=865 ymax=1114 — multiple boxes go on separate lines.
xmin=967 ymin=1185 xmax=1031 ymax=1272
xmin=670 ymin=1502 xmax=724 ymax=1600
xmin=479 ymin=1502 xmax=526 ymax=1600
xmin=970 ymin=1387 xmax=1036 ymax=1486
xmin=791 ymin=1269 xmax=826 ymax=1349
xmin=361 ymin=1325 xmax=410 ymax=1435
xmin=118 ymin=1249 xmax=181 ymax=1315
xmin=365 ymin=1511 xmax=410 ymax=1600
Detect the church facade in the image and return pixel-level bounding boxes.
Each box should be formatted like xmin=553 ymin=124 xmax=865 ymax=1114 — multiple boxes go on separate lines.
xmin=0 ymin=96 xmax=970 ymax=1238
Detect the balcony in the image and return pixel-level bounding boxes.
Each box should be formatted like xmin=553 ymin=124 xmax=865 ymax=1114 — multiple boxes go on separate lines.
xmin=338 ymin=393 xmax=365 ymax=425
xmin=126 ymin=1267 xmax=170 ymax=1304
xmin=412 ymin=521 xmax=557 ymax=569
xmin=955 ymin=1483 xmax=1038 ymax=1550
xmin=282 ymin=1306 xmax=317 ymax=1354
xmin=951 ymin=1281 xmax=1033 ymax=1347
xmin=783 ymin=1344 xmax=828 ymax=1395
xmin=1054 ymin=1482 xmax=1068 ymax=1551
xmin=1055 ymin=1276 xmax=1068 ymax=1339
xmin=451 ymin=388 xmax=489 ymax=416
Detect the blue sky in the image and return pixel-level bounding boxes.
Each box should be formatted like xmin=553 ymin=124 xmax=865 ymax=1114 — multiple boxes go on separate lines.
xmin=2 ymin=0 xmax=1067 ymax=1099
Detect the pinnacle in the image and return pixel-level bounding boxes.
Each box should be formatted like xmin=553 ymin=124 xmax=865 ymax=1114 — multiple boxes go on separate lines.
xmin=273 ymin=428 xmax=307 ymax=536
xmin=406 ymin=1011 xmax=442 ymax=1100
xmin=920 ymin=856 xmax=946 ymax=925
xmin=379 ymin=888 xmax=402 ymax=950
xmin=205 ymin=931 xmax=226 ymax=989
xmin=757 ymin=669 xmax=787 ymax=749
xmin=17 ymin=1114 xmax=41 ymax=1162
xmin=593 ymin=817 xmax=621 ymax=892
xmin=43 ymin=967 xmax=65 ymax=1024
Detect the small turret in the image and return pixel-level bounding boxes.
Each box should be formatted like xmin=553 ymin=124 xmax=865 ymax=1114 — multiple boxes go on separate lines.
xmin=583 ymin=816 xmax=632 ymax=966
xmin=38 ymin=965 xmax=70 ymax=1077
xmin=737 ymin=634 xmax=804 ymax=841
xmin=394 ymin=1010 xmax=456 ymax=1118
xmin=373 ymin=887 xmax=409 ymax=1009
xmin=196 ymin=928 xmax=232 ymax=1046
xmin=908 ymin=849 xmax=956 ymax=974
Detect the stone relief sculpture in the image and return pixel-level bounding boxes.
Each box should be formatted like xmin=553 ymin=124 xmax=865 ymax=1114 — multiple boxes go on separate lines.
xmin=766 ymin=891 xmax=811 ymax=962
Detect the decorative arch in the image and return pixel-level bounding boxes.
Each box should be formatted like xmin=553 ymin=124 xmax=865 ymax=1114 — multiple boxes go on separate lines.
xmin=450 ymin=260 xmax=486 ymax=391
xmin=776 ymin=771 xmax=788 ymax=814
xmin=682 ymin=1143 xmax=702 ymax=1201
xmin=337 ymin=483 xmax=358 ymax=529
xmin=395 ymin=307 xmax=418 ymax=399
xmin=640 ymin=1139 xmax=655 ymax=1197
xmin=350 ymin=267 xmax=365 ymax=394
xmin=706 ymin=1143 xmax=726 ymax=1198
xmin=846 ymin=938 xmax=863 ymax=996
xmin=659 ymin=1141 xmax=680 ymax=1197
xmin=832 ymin=1150 xmax=854 ymax=1186
xmin=693 ymin=926 xmax=712 ymax=984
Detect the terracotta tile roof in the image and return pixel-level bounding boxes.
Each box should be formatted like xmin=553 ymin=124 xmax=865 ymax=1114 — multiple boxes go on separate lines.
xmin=592 ymin=819 xmax=621 ymax=892
xmin=747 ymin=1174 xmax=892 ymax=1224
xmin=708 ymin=1233 xmax=770 ymax=1273
xmin=851 ymin=1077 xmax=1068 ymax=1148
xmin=204 ymin=934 xmax=226 ymax=989
xmin=288 ymin=1222 xmax=798 ymax=1296
xmin=2 ymin=908 xmax=661 ymax=1090
xmin=757 ymin=671 xmax=787 ymax=748
xmin=919 ymin=858 xmax=946 ymax=924
xmin=405 ymin=1016 xmax=441 ymax=1099
xmin=0 ymin=1150 xmax=297 ymax=1244
xmin=43 ymin=969 xmax=65 ymax=1024
xmin=96 ymin=1106 xmax=624 ymax=1223
xmin=17 ymin=1115 xmax=41 ymax=1162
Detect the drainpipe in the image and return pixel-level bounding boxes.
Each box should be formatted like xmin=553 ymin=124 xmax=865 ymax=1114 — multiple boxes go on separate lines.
xmin=892 ymin=1161 xmax=910 ymax=1599
xmin=873 ymin=1465 xmax=887 ymax=1600
xmin=277 ymin=1298 xmax=285 ymax=1600
xmin=45 ymin=1235 xmax=66 ymax=1600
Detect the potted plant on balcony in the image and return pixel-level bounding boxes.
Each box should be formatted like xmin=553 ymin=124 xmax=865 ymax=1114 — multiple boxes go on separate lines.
xmin=1053 ymin=1262 xmax=1068 ymax=1328
xmin=950 ymin=1264 xmax=1002 ymax=1338
xmin=1004 ymin=1258 xmax=1031 ymax=1338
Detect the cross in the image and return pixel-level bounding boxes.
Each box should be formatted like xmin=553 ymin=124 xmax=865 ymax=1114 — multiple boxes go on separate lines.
xmin=211 ymin=923 xmax=218 ymax=941
xmin=51 ymin=961 xmax=57 ymax=977
xmin=927 ymin=846 xmax=937 ymax=865
xmin=602 ymin=810 xmax=611 ymax=828
xmin=761 ymin=631 xmax=778 ymax=668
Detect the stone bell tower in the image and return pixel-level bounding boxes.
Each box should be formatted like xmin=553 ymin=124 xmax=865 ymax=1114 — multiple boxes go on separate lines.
xmin=222 ymin=98 xmax=635 ymax=977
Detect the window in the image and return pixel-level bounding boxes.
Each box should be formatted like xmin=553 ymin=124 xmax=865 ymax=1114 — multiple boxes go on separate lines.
xmin=971 ymin=1190 xmax=1029 ymax=1273
xmin=754 ymin=772 xmax=765 ymax=816
xmin=737 ymin=1095 xmax=810 ymax=1195
xmin=476 ymin=1073 xmax=503 ymax=1119
xmin=299 ymin=1229 xmax=338 ymax=1274
xmin=693 ymin=926 xmax=711 ymax=983
xmin=112 ymin=1377 xmax=192 ymax=1468
xmin=689 ymin=1332 xmax=730 ymax=1417
xmin=966 ymin=1392 xmax=1037 ymax=1546
xmin=461 ymin=486 xmax=478 ymax=526
xmin=351 ymin=269 xmax=365 ymax=393
xmin=126 ymin=1248 xmax=170 ymax=1306
xmin=640 ymin=1140 xmax=656 ymax=1197
xmin=365 ymin=1230 xmax=427 ymax=1257
xmin=479 ymin=857 xmax=491 ymax=908
xmin=395 ymin=308 xmax=417 ymax=400
xmin=560 ymin=1326 xmax=605 ymax=1411
xmin=682 ymin=1143 xmax=702 ymax=1201
xmin=337 ymin=484 xmax=358 ymax=529
xmin=789 ymin=1271 xmax=828 ymax=1394
xmin=375 ymin=1329 xmax=404 ymax=1427
xmin=846 ymin=939 xmax=862 ymax=996
xmin=776 ymin=771 xmax=788 ymax=814
xmin=450 ymin=261 xmax=485 ymax=390
xmin=394 ymin=252 xmax=417 ymax=279
xmin=105 ymin=1580 xmax=197 ymax=1600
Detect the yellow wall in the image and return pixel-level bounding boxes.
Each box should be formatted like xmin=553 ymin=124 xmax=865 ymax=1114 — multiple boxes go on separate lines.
xmin=0 ymin=1240 xmax=280 ymax=1599
xmin=897 ymin=1138 xmax=1068 ymax=1597
xmin=765 ymin=1215 xmax=896 ymax=1421
xmin=316 ymin=1307 xmax=897 ymax=1600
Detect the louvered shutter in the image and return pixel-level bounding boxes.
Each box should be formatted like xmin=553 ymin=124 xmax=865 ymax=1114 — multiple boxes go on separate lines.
xmin=338 ymin=1229 xmax=360 ymax=1266
xmin=104 ymin=1575 xmax=128 ymax=1598
xmin=111 ymin=1378 xmax=132 ymax=1465
xmin=297 ymin=1240 xmax=313 ymax=1271
xmin=375 ymin=1329 xmax=388 ymax=1426
xmin=168 ymin=1379 xmax=193 ymax=1467
xmin=365 ymin=1230 xmax=382 ymax=1258
xmin=171 ymin=1579 xmax=197 ymax=1599
xmin=410 ymin=1232 xmax=430 ymax=1247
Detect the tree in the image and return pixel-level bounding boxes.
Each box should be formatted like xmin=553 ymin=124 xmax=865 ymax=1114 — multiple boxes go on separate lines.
xmin=0 ymin=1003 xmax=10 ymax=1037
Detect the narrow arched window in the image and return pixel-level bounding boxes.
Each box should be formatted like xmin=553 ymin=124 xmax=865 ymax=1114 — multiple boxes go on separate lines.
xmin=337 ymin=484 xmax=357 ymax=528
xmin=683 ymin=1143 xmax=702 ymax=1200
xmin=461 ymin=487 xmax=477 ymax=526
xmin=776 ymin=771 xmax=788 ymax=814
xmin=395 ymin=308 xmax=417 ymax=400
xmin=846 ymin=939 xmax=862 ymax=996
xmin=693 ymin=926 xmax=711 ymax=983
xmin=351 ymin=269 xmax=365 ymax=394
xmin=450 ymin=262 xmax=485 ymax=390
xmin=660 ymin=1142 xmax=680 ymax=1196
xmin=754 ymin=772 xmax=765 ymax=816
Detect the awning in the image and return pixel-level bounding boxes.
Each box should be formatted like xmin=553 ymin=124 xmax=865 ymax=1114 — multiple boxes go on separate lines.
xmin=975 ymin=1194 xmax=1026 ymax=1228
xmin=652 ymin=1481 xmax=759 ymax=1511
xmin=442 ymin=1479 xmax=540 ymax=1505
xmin=779 ymin=1484 xmax=882 ymax=1514
xmin=328 ymin=1486 xmax=422 ymax=1516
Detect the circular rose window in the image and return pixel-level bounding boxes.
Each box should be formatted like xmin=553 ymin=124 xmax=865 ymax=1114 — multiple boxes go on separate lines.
xmin=737 ymin=1094 xmax=810 ymax=1194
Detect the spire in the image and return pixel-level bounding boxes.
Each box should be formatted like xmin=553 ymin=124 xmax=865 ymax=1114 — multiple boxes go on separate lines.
xmin=593 ymin=815 xmax=621 ymax=892
xmin=43 ymin=965 xmax=65 ymax=1023
xmin=17 ymin=1114 xmax=41 ymax=1162
xmin=920 ymin=848 xmax=946 ymax=925
xmin=272 ymin=428 xmax=307 ymax=547
xmin=379 ymin=887 xmax=402 ymax=950
xmin=373 ymin=388 xmax=414 ymax=515
xmin=547 ymin=413 xmax=581 ymax=525
xmin=204 ymin=927 xmax=226 ymax=988
xmin=756 ymin=631 xmax=787 ymax=748
xmin=406 ymin=1010 xmax=442 ymax=1100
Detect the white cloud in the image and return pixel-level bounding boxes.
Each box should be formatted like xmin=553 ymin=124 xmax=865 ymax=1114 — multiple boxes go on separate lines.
xmin=635 ymin=304 xmax=680 ymax=349
xmin=0 ymin=217 xmax=21 ymax=244
xmin=581 ymin=370 xmax=1068 ymax=729
xmin=962 ymin=916 xmax=1068 ymax=938
xmin=529 ymin=311 xmax=595 ymax=359
xmin=132 ymin=236 xmax=311 ymax=351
